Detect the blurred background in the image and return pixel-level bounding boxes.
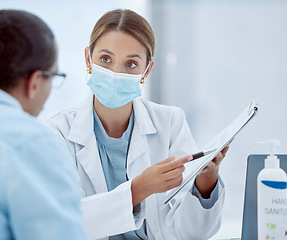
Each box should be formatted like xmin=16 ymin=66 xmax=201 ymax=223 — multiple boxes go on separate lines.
xmin=2 ymin=0 xmax=287 ymax=239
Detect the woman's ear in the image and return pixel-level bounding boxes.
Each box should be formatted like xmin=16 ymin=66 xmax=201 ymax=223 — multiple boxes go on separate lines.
xmin=85 ymin=47 xmax=92 ymax=69
xmin=143 ymin=59 xmax=154 ymax=79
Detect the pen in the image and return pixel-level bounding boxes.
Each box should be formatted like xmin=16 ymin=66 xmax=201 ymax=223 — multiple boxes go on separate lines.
xmin=190 ymin=149 xmax=217 ymax=161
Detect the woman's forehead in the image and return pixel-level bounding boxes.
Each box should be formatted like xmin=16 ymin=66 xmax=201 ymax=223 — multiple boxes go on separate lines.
xmin=93 ymin=31 xmax=147 ymax=59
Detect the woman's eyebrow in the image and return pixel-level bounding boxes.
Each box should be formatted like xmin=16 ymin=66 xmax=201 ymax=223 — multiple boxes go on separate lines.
xmin=126 ymin=54 xmax=142 ymax=60
xmin=99 ymin=49 xmax=114 ymax=55
xmin=99 ymin=49 xmax=142 ymax=60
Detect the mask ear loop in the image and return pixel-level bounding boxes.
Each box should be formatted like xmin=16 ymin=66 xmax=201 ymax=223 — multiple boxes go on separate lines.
xmin=140 ymin=60 xmax=152 ymax=84
xmin=140 ymin=59 xmax=152 ymax=91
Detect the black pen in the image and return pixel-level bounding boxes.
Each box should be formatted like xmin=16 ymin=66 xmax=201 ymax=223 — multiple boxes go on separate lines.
xmin=190 ymin=149 xmax=217 ymax=161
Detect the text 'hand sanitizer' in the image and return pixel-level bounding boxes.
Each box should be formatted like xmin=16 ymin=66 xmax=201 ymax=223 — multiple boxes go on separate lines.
xmin=256 ymin=140 xmax=287 ymax=240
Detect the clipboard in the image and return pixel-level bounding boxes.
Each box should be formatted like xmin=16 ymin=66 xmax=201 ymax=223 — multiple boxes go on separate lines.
xmin=164 ymin=100 xmax=259 ymax=205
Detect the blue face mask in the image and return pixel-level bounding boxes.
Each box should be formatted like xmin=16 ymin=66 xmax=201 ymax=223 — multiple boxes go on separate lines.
xmin=87 ymin=63 xmax=149 ymax=109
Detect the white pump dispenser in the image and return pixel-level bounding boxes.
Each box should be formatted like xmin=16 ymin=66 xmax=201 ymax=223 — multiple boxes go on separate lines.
xmin=263 ymin=140 xmax=280 ymax=168
xmin=256 ymin=140 xmax=287 ymax=240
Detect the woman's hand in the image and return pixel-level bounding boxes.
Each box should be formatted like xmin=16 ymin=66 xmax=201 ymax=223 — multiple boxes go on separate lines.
xmin=131 ymin=155 xmax=192 ymax=206
xmin=195 ymin=144 xmax=231 ymax=198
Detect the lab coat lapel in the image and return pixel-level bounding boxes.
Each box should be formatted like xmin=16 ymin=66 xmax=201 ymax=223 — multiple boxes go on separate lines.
xmin=126 ymin=98 xmax=156 ymax=176
xmin=126 ymin=125 xmax=147 ymax=178
xmin=68 ymin=92 xmax=107 ymax=193
xmin=76 ymin=136 xmax=107 ymax=193
xmin=127 ymin=98 xmax=163 ymax=240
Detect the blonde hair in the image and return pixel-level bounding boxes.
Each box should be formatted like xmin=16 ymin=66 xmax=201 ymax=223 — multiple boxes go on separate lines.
xmin=89 ymin=9 xmax=155 ymax=65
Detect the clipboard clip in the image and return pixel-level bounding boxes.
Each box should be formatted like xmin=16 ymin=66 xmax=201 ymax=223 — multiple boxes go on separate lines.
xmin=248 ymin=100 xmax=259 ymax=116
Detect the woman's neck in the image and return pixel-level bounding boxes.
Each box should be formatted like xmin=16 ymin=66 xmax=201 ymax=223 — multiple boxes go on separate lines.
xmin=94 ymin=98 xmax=133 ymax=138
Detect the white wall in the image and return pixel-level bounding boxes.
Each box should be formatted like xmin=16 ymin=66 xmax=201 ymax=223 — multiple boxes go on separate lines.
xmin=150 ymin=0 xmax=287 ymax=238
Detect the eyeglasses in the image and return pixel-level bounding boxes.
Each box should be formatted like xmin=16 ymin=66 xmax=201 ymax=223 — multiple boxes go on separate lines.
xmin=41 ymin=70 xmax=67 ymax=88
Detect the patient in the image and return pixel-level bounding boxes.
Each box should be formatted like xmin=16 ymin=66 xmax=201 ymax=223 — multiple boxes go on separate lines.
xmin=0 ymin=9 xmax=88 ymax=240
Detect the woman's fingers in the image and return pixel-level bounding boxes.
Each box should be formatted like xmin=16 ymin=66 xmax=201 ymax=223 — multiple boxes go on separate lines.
xmin=213 ymin=145 xmax=229 ymax=165
xmin=213 ymin=152 xmax=223 ymax=164
xmin=140 ymin=155 xmax=193 ymax=194
xmin=221 ymin=145 xmax=229 ymax=157
xmin=165 ymin=175 xmax=184 ymax=190
xmin=160 ymin=155 xmax=192 ymax=173
xmin=163 ymin=165 xmax=185 ymax=180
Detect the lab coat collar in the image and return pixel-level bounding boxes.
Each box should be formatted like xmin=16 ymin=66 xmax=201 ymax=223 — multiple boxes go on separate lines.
xmin=0 ymin=89 xmax=23 ymax=111
xmin=67 ymin=91 xmax=95 ymax=146
xmin=67 ymin=93 xmax=157 ymax=146
xmin=132 ymin=97 xmax=157 ymax=135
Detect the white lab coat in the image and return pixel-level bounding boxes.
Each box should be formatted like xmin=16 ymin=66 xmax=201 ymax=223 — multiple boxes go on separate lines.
xmin=46 ymin=93 xmax=225 ymax=240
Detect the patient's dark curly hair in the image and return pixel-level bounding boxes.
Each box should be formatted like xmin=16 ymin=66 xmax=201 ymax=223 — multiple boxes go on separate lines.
xmin=0 ymin=10 xmax=56 ymax=90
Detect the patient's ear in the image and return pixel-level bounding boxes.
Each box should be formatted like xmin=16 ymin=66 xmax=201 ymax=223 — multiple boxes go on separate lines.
xmin=26 ymin=70 xmax=43 ymax=99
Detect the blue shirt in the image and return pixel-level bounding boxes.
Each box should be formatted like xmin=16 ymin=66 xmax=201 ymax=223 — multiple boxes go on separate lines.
xmin=93 ymin=110 xmax=148 ymax=240
xmin=0 ymin=90 xmax=89 ymax=240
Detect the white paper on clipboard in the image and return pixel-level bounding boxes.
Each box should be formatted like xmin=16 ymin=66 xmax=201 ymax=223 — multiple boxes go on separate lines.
xmin=164 ymin=100 xmax=259 ymax=205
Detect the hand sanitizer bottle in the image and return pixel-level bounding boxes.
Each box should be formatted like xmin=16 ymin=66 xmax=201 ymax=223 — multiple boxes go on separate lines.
xmin=257 ymin=140 xmax=287 ymax=240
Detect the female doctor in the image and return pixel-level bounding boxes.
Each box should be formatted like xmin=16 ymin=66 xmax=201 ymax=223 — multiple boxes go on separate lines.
xmin=47 ymin=9 xmax=229 ymax=240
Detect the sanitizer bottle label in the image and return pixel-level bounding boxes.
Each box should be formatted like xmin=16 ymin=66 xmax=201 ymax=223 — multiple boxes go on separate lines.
xmin=258 ymin=180 xmax=287 ymax=240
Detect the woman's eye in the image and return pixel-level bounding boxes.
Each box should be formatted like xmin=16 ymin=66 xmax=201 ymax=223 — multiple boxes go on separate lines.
xmin=101 ymin=56 xmax=111 ymax=63
xmin=126 ymin=61 xmax=137 ymax=68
